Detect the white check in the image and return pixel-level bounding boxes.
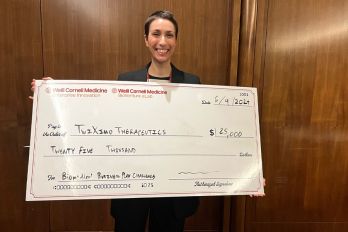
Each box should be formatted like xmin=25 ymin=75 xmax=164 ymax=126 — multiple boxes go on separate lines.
xmin=26 ymin=80 xmax=264 ymax=201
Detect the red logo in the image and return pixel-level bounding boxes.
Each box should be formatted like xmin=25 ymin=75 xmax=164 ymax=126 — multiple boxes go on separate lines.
xmin=112 ymin=88 xmax=118 ymax=93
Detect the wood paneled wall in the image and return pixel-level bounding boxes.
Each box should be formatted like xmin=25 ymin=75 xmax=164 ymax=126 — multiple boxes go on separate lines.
xmin=0 ymin=0 xmax=236 ymax=231
xmin=41 ymin=0 xmax=232 ymax=86
xmin=240 ymin=0 xmax=348 ymax=231
xmin=0 ymin=0 xmax=49 ymax=231
xmin=1 ymin=0 xmax=348 ymax=231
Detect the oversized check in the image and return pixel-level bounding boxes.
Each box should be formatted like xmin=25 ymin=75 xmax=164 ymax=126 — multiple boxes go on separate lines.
xmin=26 ymin=80 xmax=264 ymax=201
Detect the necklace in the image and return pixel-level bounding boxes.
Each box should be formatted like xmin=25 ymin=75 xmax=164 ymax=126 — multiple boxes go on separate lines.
xmin=146 ymin=70 xmax=172 ymax=82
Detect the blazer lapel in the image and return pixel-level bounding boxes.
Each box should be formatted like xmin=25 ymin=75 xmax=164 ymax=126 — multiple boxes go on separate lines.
xmin=135 ymin=68 xmax=147 ymax=82
xmin=171 ymin=64 xmax=184 ymax=83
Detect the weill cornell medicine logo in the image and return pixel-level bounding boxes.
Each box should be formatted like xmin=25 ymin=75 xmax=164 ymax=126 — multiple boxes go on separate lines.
xmin=44 ymin=86 xmax=107 ymax=97
xmin=114 ymin=86 xmax=168 ymax=99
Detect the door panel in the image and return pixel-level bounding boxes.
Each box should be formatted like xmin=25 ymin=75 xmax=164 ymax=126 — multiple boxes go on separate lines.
xmin=0 ymin=0 xmax=48 ymax=231
xmin=243 ymin=0 xmax=348 ymax=231
xmin=41 ymin=0 xmax=233 ymax=231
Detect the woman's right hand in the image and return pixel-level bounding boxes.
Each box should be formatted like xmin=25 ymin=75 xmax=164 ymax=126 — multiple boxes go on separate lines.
xmin=29 ymin=77 xmax=53 ymax=99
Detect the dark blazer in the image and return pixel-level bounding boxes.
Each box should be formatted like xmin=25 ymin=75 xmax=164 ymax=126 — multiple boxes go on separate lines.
xmin=118 ymin=63 xmax=200 ymax=84
xmin=111 ymin=63 xmax=200 ymax=219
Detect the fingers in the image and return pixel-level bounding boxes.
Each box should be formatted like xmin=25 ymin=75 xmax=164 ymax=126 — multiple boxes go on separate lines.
xmin=31 ymin=77 xmax=53 ymax=91
xmin=31 ymin=79 xmax=36 ymax=92
xmin=30 ymin=79 xmax=36 ymax=99
xmin=29 ymin=77 xmax=54 ymax=100
xmin=249 ymin=193 xmax=266 ymax=197
xmin=249 ymin=177 xmax=266 ymax=197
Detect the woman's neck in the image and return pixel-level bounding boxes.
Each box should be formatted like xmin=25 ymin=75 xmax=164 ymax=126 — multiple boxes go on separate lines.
xmin=148 ymin=60 xmax=171 ymax=77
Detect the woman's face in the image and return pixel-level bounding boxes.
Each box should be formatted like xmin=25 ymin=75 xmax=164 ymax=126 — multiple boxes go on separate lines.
xmin=145 ymin=18 xmax=177 ymax=65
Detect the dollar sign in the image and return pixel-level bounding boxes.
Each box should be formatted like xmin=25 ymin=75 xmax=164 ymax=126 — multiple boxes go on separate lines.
xmin=210 ymin=129 xmax=215 ymax=136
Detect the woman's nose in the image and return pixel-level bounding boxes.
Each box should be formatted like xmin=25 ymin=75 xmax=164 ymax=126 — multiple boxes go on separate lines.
xmin=158 ymin=35 xmax=166 ymax=44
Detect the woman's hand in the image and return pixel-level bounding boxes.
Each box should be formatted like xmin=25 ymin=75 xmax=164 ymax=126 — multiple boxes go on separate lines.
xmin=249 ymin=178 xmax=266 ymax=197
xmin=29 ymin=77 xmax=53 ymax=99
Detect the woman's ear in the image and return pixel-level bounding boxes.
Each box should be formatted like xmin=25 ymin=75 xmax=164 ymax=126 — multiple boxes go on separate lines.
xmin=144 ymin=34 xmax=149 ymax=47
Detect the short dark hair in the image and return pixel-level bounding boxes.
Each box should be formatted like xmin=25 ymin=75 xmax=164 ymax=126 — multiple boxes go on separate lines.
xmin=144 ymin=10 xmax=178 ymax=38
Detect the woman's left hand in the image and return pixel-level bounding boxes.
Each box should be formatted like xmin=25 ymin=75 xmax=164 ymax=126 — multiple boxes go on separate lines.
xmin=249 ymin=178 xmax=266 ymax=197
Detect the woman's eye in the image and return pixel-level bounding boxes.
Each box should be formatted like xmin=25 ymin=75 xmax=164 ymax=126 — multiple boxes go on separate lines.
xmin=152 ymin=32 xmax=160 ymax=37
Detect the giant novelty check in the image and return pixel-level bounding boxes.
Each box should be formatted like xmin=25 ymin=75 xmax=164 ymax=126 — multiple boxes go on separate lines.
xmin=26 ymin=80 xmax=264 ymax=201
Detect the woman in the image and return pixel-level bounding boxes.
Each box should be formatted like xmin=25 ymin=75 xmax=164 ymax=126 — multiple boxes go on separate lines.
xmin=30 ymin=10 xmax=200 ymax=232
xmin=111 ymin=11 xmax=200 ymax=232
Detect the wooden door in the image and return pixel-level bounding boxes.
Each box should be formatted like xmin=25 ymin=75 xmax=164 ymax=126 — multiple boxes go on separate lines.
xmin=237 ymin=0 xmax=348 ymax=231
xmin=0 ymin=0 xmax=49 ymax=231
xmin=0 ymin=0 xmax=239 ymax=230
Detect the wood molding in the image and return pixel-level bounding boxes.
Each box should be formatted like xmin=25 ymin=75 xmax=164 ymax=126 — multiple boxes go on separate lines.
xmin=237 ymin=0 xmax=257 ymax=87
xmin=227 ymin=0 xmax=241 ymax=86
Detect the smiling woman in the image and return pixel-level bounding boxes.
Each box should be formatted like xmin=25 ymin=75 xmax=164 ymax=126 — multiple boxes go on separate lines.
xmin=112 ymin=10 xmax=201 ymax=232
xmin=117 ymin=11 xmax=201 ymax=84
